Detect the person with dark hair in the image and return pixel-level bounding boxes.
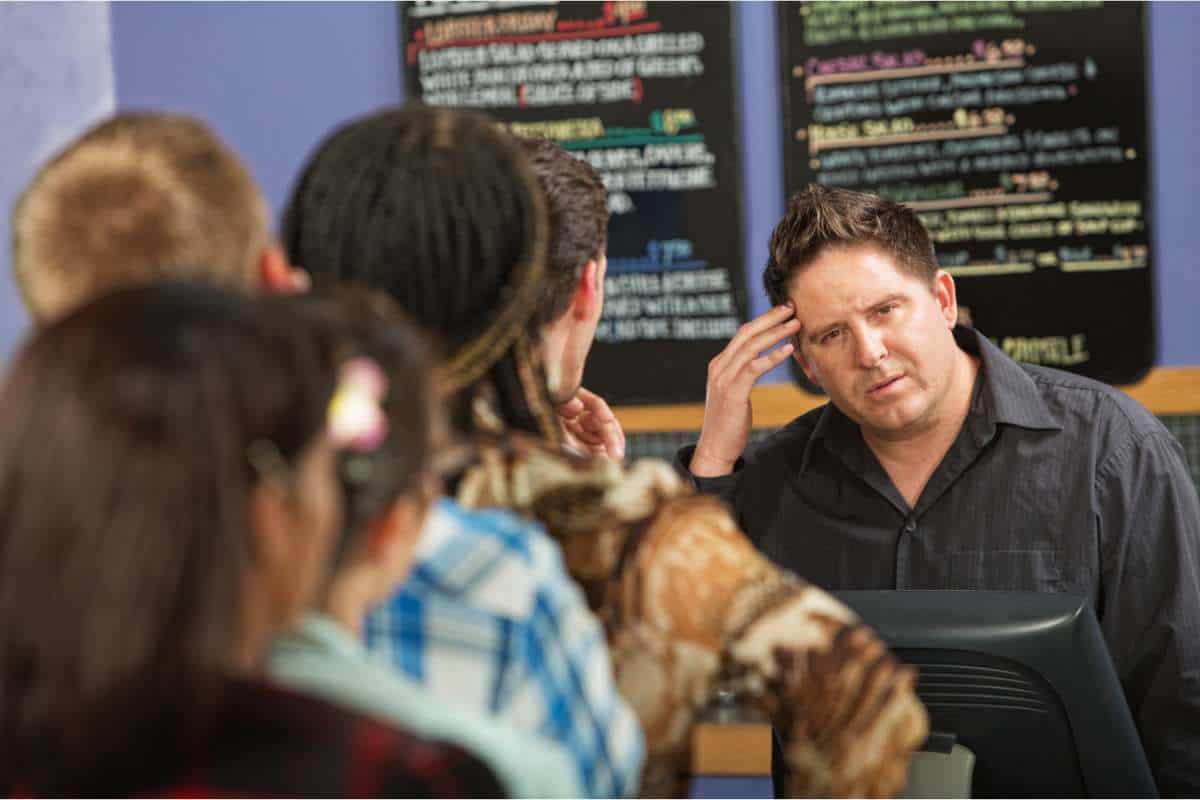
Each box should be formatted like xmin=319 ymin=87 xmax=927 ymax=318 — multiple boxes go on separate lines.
xmin=283 ymin=105 xmax=928 ymax=797
xmin=679 ymin=184 xmax=1200 ymax=795
xmin=515 ymin=136 xmax=624 ymax=460
xmin=267 ymin=290 xmax=581 ymax=798
xmin=284 ymin=106 xmax=646 ymax=800
xmin=0 ymin=282 xmax=503 ymax=797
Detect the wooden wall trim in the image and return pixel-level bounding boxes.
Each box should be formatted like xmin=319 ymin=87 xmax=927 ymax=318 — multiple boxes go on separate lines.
xmin=612 ymin=367 xmax=1200 ymax=433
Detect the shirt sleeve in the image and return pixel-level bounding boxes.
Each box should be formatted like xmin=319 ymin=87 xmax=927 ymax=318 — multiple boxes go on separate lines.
xmin=1095 ymin=430 xmax=1200 ymax=796
xmin=508 ymin=527 xmax=646 ymax=798
xmin=674 ymin=443 xmax=745 ymax=500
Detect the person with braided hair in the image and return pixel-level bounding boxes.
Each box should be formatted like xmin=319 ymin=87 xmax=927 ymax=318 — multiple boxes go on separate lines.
xmin=283 ymin=105 xmax=929 ymax=797
xmin=284 ymin=108 xmax=645 ymax=799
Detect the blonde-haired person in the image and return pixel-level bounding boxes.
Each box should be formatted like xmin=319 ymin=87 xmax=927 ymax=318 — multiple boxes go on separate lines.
xmin=11 ymin=111 xmax=308 ymax=324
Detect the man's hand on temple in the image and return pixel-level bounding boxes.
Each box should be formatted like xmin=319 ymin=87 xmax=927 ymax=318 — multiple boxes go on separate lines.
xmin=690 ymin=305 xmax=802 ymax=477
xmin=558 ymin=387 xmax=626 ymax=461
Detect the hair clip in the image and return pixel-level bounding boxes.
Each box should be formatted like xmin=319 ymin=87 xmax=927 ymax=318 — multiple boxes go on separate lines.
xmin=328 ymin=356 xmax=389 ymax=453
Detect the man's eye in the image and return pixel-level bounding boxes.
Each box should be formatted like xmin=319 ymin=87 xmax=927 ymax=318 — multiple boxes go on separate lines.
xmin=821 ymin=329 xmax=841 ymax=344
xmin=877 ymin=304 xmax=896 ymax=315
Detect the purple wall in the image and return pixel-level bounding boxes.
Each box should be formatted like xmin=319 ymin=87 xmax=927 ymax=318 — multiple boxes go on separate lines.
xmin=0 ymin=2 xmax=114 ymax=360
xmin=1147 ymin=3 xmax=1200 ymax=367
xmin=111 ymin=1 xmax=402 ymax=221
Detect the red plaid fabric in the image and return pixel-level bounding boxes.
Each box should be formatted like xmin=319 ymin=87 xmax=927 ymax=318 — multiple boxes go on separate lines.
xmin=9 ymin=677 xmax=505 ymax=798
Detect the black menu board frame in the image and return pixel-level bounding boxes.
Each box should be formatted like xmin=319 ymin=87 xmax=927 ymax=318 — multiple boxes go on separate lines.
xmin=400 ymin=1 xmax=749 ymax=405
xmin=779 ymin=1 xmax=1155 ymax=386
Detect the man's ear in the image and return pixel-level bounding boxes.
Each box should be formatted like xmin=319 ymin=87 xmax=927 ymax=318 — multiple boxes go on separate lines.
xmin=792 ymin=343 xmax=822 ymax=389
xmin=257 ymin=245 xmax=311 ymax=295
xmin=571 ymin=258 xmax=603 ymax=321
xmin=933 ymin=269 xmax=958 ymax=329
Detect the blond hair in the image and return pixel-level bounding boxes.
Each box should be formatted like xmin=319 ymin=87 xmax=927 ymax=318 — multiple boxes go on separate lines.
xmin=12 ymin=112 xmax=268 ymax=322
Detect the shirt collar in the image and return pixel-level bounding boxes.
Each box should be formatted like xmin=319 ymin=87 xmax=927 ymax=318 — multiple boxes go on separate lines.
xmin=284 ymin=613 xmax=367 ymax=660
xmin=960 ymin=327 xmax=1063 ymax=432
xmin=800 ymin=402 xmax=860 ymax=475
xmin=798 ymin=325 xmax=1061 ymax=474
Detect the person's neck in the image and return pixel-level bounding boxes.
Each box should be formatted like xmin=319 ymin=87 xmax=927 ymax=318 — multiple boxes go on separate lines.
xmin=230 ymin=574 xmax=274 ymax=673
xmin=538 ymin=316 xmax=570 ymax=400
xmin=322 ymin=571 xmax=376 ymax=639
xmin=863 ymin=351 xmax=979 ymax=506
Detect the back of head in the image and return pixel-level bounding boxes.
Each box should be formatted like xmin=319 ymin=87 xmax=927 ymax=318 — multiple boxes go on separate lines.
xmin=763 ymin=184 xmax=937 ymax=305
xmin=11 ymin=112 xmax=269 ymax=323
xmin=283 ymin=103 xmax=558 ymax=441
xmin=0 ymin=282 xmax=335 ymax=793
xmin=284 ymin=288 xmax=438 ymax=562
xmin=516 ymin=136 xmax=609 ymax=326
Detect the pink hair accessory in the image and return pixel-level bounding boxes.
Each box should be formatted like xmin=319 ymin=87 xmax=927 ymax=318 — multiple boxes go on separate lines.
xmin=328 ymin=356 xmax=389 ymax=452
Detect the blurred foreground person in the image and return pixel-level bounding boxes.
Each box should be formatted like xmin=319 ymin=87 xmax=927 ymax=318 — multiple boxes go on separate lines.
xmin=0 ymin=283 xmax=502 ymax=797
xmin=11 ymin=107 xmax=593 ymax=798
xmin=11 ymin=111 xmax=309 ymax=326
xmin=267 ymin=291 xmax=581 ymax=798
xmin=284 ymin=105 xmax=929 ymax=797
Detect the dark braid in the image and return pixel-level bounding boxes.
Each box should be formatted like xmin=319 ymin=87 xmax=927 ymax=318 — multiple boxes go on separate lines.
xmin=282 ymin=105 xmax=560 ymax=443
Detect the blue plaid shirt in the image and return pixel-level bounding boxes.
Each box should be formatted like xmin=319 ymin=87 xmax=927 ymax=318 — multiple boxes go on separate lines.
xmin=365 ymin=499 xmax=645 ymax=798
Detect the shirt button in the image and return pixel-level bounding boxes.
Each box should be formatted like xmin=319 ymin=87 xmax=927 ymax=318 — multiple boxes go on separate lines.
xmin=904 ymin=519 xmax=917 ymax=533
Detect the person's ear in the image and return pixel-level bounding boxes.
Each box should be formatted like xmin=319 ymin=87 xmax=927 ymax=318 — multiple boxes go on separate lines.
xmin=933 ymin=270 xmax=958 ymax=329
xmin=257 ymin=245 xmax=311 ymax=295
xmin=571 ymin=258 xmax=603 ymax=321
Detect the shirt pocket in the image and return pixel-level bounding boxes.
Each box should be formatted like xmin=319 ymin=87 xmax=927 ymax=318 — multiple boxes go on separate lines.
xmin=944 ymin=548 xmax=1064 ymax=592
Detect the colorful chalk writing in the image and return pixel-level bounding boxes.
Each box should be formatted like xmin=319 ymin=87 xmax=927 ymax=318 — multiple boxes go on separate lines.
xmin=781 ymin=1 xmax=1153 ymax=384
xmin=403 ymin=1 xmax=746 ymax=404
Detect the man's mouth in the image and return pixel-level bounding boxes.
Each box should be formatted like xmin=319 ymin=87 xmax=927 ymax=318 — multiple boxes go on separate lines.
xmin=868 ymin=375 xmax=904 ymax=395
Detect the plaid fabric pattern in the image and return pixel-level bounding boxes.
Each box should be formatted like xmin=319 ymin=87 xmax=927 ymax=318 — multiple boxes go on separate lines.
xmin=10 ymin=678 xmax=503 ymax=797
xmin=366 ymin=499 xmax=645 ymax=798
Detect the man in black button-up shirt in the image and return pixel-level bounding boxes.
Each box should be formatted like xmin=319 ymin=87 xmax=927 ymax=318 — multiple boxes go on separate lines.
xmin=679 ymin=186 xmax=1200 ymax=795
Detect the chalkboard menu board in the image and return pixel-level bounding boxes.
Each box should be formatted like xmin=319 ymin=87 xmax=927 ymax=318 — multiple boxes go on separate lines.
xmin=402 ymin=1 xmax=747 ymax=405
xmin=780 ymin=1 xmax=1153 ymax=385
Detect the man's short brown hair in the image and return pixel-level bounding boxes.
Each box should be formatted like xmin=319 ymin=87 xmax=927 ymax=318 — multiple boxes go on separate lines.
xmin=12 ymin=112 xmax=269 ymax=322
xmin=763 ymin=184 xmax=937 ymax=306
xmin=517 ymin=136 xmax=609 ymax=326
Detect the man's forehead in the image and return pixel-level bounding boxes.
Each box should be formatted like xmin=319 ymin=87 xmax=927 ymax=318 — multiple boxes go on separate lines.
xmin=786 ymin=249 xmax=925 ymax=318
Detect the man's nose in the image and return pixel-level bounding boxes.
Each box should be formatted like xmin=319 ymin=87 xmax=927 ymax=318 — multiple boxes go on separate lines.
xmin=855 ymin=329 xmax=888 ymax=368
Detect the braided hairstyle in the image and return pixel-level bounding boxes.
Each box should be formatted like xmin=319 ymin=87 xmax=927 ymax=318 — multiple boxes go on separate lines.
xmin=282 ymin=104 xmax=560 ymax=445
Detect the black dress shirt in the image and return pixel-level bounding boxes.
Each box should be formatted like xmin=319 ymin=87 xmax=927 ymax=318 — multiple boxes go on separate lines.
xmin=678 ymin=327 xmax=1200 ymax=796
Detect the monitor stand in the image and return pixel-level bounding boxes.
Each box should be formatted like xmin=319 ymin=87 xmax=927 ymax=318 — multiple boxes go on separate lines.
xmin=901 ymin=735 xmax=976 ymax=798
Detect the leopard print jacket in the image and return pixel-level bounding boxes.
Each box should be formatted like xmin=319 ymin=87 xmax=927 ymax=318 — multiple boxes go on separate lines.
xmin=456 ymin=434 xmax=928 ymax=797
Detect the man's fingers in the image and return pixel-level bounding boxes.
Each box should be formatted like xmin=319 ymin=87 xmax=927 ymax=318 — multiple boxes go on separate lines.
xmin=749 ymin=342 xmax=795 ymax=376
xmin=557 ymin=396 xmax=585 ymax=419
xmin=564 ymin=418 xmax=602 ymax=443
xmin=560 ymin=393 xmax=625 ymax=461
xmin=573 ymin=389 xmax=625 ymax=459
xmin=718 ymin=317 xmax=801 ymax=381
xmin=576 ymin=387 xmax=616 ymax=421
xmin=724 ymin=304 xmax=797 ymax=353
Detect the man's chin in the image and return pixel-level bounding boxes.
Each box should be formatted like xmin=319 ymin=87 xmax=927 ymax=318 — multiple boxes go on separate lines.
xmin=550 ymin=381 xmax=583 ymax=407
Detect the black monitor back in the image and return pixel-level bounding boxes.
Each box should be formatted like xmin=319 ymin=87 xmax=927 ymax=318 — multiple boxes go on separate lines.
xmin=834 ymin=591 xmax=1157 ymax=798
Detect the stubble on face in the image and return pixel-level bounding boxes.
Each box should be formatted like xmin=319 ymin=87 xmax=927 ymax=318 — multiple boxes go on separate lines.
xmin=789 ymin=246 xmax=967 ymax=442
